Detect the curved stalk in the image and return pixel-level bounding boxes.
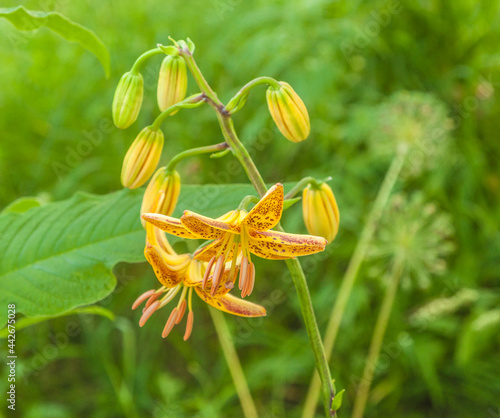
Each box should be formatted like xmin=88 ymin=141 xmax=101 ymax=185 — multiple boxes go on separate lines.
xmin=165 ymin=142 xmax=229 ymax=172
xmin=151 ymin=93 xmax=205 ymax=130
xmin=302 ymin=151 xmax=407 ymax=418
xmin=210 ymin=308 xmax=259 ymax=418
xmin=182 ymin=47 xmax=337 ymax=417
xmin=130 ymin=48 xmax=163 ymax=74
xmin=351 ymin=259 xmax=404 ymax=418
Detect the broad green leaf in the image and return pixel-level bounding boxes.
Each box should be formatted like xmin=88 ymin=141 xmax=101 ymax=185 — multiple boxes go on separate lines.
xmin=0 ymin=5 xmax=110 ymax=77
xmin=0 ymin=184 xmax=259 ymax=327
xmin=1 ymin=196 xmax=45 ymax=214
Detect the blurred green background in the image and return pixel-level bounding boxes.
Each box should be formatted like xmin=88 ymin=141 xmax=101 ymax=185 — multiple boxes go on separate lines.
xmin=1 ymin=0 xmax=499 ymax=417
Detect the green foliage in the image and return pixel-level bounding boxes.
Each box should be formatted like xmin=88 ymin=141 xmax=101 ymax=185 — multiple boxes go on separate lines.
xmin=1 ymin=0 xmax=499 ymax=417
xmin=0 ymin=184 xmax=258 ymax=327
xmin=0 ymin=5 xmax=110 ymax=77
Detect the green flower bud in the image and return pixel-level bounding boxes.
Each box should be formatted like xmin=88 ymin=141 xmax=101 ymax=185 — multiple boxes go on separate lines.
xmin=121 ymin=126 xmax=164 ymax=189
xmin=112 ymin=71 xmax=144 ymax=129
xmin=157 ymin=56 xmax=188 ymax=113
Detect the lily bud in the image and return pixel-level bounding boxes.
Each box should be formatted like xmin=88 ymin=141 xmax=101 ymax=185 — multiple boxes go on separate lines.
xmin=157 ymin=55 xmax=188 ymax=113
xmin=302 ymin=182 xmax=339 ymax=242
xmin=266 ymin=81 xmax=310 ymax=143
xmin=112 ymin=71 xmax=144 ymax=129
xmin=141 ymin=168 xmax=181 ymax=227
xmin=121 ymin=126 xmax=164 ymax=189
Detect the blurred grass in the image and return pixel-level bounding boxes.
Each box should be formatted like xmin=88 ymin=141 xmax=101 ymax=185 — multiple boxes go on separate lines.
xmin=1 ymin=0 xmax=499 ymax=417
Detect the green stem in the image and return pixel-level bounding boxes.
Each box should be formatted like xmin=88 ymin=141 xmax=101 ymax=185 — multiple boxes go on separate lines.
xmin=183 ymin=49 xmax=336 ymax=417
xmin=151 ymin=93 xmax=205 ymax=130
xmin=130 ymin=48 xmax=163 ymax=74
xmin=166 ymin=142 xmax=229 ymax=172
xmin=284 ymin=176 xmax=330 ymax=200
xmin=209 ymin=308 xmax=259 ymax=418
xmin=351 ymin=259 xmax=404 ymax=418
xmin=238 ymin=195 xmax=260 ymax=211
xmin=226 ymin=76 xmax=281 ymax=113
xmin=301 ymin=151 xmax=407 ymax=418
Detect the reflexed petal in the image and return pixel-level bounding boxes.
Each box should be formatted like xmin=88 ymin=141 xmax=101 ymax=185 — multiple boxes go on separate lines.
xmin=243 ymin=183 xmax=284 ymax=231
xmin=194 ymin=237 xmax=237 ymax=262
xmin=204 ymin=268 xmax=238 ymax=297
xmin=194 ymin=288 xmax=267 ymax=317
xmin=181 ymin=210 xmax=239 ymax=238
xmin=142 ymin=213 xmax=200 ymax=239
xmin=247 ymin=229 xmax=327 ymax=259
xmin=144 ymin=244 xmax=186 ymax=287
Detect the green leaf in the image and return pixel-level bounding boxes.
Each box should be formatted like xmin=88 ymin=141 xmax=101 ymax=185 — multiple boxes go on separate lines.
xmin=331 ymin=388 xmax=345 ymax=412
xmin=0 ymin=5 xmax=110 ymax=77
xmin=1 ymin=196 xmax=45 ymax=214
xmin=0 ymin=184 xmax=259 ymax=327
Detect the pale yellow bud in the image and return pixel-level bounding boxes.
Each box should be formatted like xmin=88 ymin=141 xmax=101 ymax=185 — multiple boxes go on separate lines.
xmin=266 ymin=81 xmax=310 ymax=143
xmin=302 ymin=183 xmax=339 ymax=242
xmin=121 ymin=126 xmax=164 ymax=189
xmin=157 ymin=55 xmax=188 ymax=113
xmin=141 ymin=169 xmax=181 ymax=227
xmin=112 ymin=71 xmax=144 ymax=129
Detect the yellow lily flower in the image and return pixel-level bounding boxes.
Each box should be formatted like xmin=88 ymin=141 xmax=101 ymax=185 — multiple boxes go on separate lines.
xmin=142 ymin=183 xmax=327 ymax=298
xmin=133 ymin=201 xmax=266 ymax=340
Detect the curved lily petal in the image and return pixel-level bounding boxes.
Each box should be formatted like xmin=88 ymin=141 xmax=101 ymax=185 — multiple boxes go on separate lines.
xmin=194 ymin=288 xmax=266 ymax=317
xmin=181 ymin=210 xmax=240 ymax=238
xmin=243 ymin=183 xmax=284 ymax=231
xmin=194 ymin=237 xmax=238 ymax=262
xmin=144 ymin=244 xmax=186 ymax=287
xmin=247 ymin=229 xmax=327 ymax=259
xmin=142 ymin=213 xmax=200 ymax=239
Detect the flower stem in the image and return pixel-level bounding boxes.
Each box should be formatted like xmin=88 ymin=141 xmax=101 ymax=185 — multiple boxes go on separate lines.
xmin=165 ymin=142 xmax=229 ymax=172
xmin=183 ymin=48 xmax=337 ymax=417
xmin=151 ymin=93 xmax=205 ymax=130
xmin=130 ymin=48 xmax=163 ymax=74
xmin=209 ymin=308 xmax=259 ymax=418
xmin=351 ymin=259 xmax=404 ymax=418
xmin=302 ymin=151 xmax=407 ymax=418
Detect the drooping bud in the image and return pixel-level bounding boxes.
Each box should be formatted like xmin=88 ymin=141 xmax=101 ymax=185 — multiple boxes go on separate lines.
xmin=121 ymin=126 xmax=164 ymax=189
xmin=302 ymin=182 xmax=339 ymax=242
xmin=157 ymin=55 xmax=188 ymax=113
xmin=141 ymin=168 xmax=181 ymax=226
xmin=266 ymin=81 xmax=310 ymax=143
xmin=112 ymin=71 xmax=144 ymax=129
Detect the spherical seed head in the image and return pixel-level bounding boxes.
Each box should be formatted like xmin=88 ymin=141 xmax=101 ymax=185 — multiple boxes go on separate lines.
xmin=121 ymin=126 xmax=164 ymax=189
xmin=141 ymin=169 xmax=181 ymax=226
xmin=266 ymin=81 xmax=310 ymax=143
xmin=112 ymin=71 xmax=144 ymax=129
xmin=302 ymin=182 xmax=340 ymax=243
xmin=370 ymin=91 xmax=452 ymax=177
xmin=368 ymin=192 xmax=455 ymax=289
xmin=157 ymin=55 xmax=188 ymax=112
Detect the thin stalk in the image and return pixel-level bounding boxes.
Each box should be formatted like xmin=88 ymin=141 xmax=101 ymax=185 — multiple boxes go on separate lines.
xmin=284 ymin=176 xmax=331 ymax=200
xmin=130 ymin=48 xmax=163 ymax=74
xmin=302 ymin=151 xmax=407 ymax=418
xmin=166 ymin=142 xmax=229 ymax=172
xmin=183 ymin=49 xmax=337 ymax=417
xmin=209 ymin=308 xmax=259 ymax=418
xmin=351 ymin=259 xmax=404 ymax=418
xmin=151 ymin=93 xmax=205 ymax=130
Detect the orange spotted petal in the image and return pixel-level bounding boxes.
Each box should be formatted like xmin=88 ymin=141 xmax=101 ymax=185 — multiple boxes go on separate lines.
xmin=144 ymin=244 xmax=187 ymax=287
xmin=181 ymin=210 xmax=240 ymax=239
xmin=194 ymin=288 xmax=267 ymax=317
xmin=142 ymin=213 xmax=200 ymax=239
xmin=247 ymin=229 xmax=327 ymax=259
xmin=243 ymin=183 xmax=284 ymax=231
xmin=193 ymin=237 xmax=237 ymax=262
